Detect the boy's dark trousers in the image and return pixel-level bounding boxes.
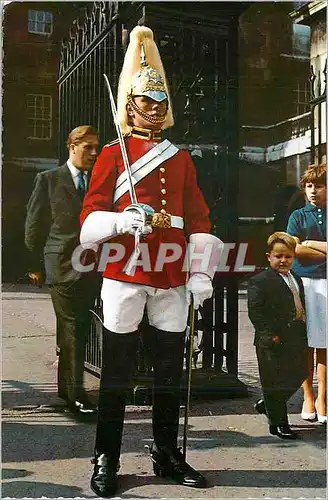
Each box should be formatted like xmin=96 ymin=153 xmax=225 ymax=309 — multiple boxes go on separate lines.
xmin=256 ymin=327 xmax=308 ymax=426
xmin=94 ymin=326 xmax=186 ymax=464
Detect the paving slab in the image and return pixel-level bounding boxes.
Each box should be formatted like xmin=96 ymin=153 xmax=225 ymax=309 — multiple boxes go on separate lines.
xmin=2 ymin=285 xmax=326 ymax=499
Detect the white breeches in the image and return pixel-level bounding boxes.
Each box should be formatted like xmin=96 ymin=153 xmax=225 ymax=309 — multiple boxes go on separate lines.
xmin=101 ymin=278 xmax=189 ymax=333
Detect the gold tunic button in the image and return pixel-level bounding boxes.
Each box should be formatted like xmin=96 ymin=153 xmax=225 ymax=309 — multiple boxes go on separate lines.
xmin=160 ymin=209 xmax=167 ymax=214
xmin=160 ymin=167 xmax=166 ymax=173
xmin=161 ymin=188 xmax=166 ymax=195
xmin=161 ymin=178 xmax=166 ymax=184
xmin=161 ymin=200 xmax=167 ymax=206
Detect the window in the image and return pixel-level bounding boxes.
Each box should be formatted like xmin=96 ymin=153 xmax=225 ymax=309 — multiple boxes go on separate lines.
xmin=292 ymin=1 xmax=310 ymax=9
xmin=28 ymin=10 xmax=53 ymax=35
xmin=292 ymin=24 xmax=310 ymax=59
xmin=293 ymin=80 xmax=311 ymax=115
xmin=27 ymin=94 xmax=52 ymax=140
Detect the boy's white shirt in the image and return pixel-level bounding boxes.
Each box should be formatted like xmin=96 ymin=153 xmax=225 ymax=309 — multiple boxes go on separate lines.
xmin=279 ymin=271 xmax=300 ymax=293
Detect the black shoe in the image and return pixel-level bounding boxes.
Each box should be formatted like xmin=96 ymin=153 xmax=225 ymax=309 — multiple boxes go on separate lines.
xmin=67 ymin=399 xmax=97 ymax=417
xmin=269 ymin=425 xmax=298 ymax=440
xmin=90 ymin=454 xmax=119 ymax=498
xmin=150 ymin=443 xmax=206 ymax=488
xmin=254 ymin=399 xmax=266 ymax=415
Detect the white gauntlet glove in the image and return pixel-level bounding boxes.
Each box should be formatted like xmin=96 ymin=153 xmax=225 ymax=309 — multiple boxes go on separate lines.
xmin=80 ymin=210 xmax=152 ymax=248
xmin=186 ymin=273 xmax=213 ymax=310
xmin=116 ymin=210 xmax=153 ymax=236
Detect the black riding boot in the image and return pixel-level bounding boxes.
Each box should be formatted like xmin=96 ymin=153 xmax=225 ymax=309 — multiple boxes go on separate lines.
xmin=91 ymin=327 xmax=138 ymax=498
xmin=149 ymin=441 xmax=207 ymax=488
xmin=146 ymin=327 xmax=206 ymax=488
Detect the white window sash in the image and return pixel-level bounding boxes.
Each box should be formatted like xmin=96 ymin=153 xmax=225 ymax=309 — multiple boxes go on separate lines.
xmin=28 ymin=10 xmax=53 ymax=35
xmin=27 ymin=94 xmax=52 ymax=140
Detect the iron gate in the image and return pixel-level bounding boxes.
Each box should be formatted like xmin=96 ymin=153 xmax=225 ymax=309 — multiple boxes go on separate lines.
xmin=309 ymin=59 xmax=326 ymax=164
xmin=58 ymin=1 xmax=248 ymax=399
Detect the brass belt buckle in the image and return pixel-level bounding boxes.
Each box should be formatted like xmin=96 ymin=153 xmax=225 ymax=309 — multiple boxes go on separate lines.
xmin=151 ymin=212 xmax=171 ymax=228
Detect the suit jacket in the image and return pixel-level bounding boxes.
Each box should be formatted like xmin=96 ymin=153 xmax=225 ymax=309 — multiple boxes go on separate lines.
xmin=25 ymin=163 xmax=91 ymax=284
xmin=247 ymin=267 xmax=308 ymax=349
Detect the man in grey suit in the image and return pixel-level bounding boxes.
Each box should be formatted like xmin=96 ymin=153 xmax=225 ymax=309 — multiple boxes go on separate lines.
xmin=25 ymin=125 xmax=101 ymax=417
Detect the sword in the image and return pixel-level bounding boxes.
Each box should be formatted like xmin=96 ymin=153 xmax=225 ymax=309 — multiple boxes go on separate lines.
xmin=103 ymin=73 xmax=137 ymax=205
xmin=103 ymin=74 xmax=154 ymax=276
xmin=183 ymin=297 xmax=196 ymax=460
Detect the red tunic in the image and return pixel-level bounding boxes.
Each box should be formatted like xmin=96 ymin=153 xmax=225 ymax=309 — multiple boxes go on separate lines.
xmin=80 ymin=136 xmax=211 ymax=288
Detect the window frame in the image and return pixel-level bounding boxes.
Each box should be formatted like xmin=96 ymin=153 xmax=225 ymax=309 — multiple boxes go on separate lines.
xmin=27 ymin=94 xmax=53 ymax=141
xmin=293 ymin=79 xmax=311 ymax=116
xmin=28 ymin=9 xmax=53 ymax=36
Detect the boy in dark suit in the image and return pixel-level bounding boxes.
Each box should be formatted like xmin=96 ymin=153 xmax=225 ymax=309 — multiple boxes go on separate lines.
xmin=25 ymin=125 xmax=101 ymax=417
xmin=248 ymin=232 xmax=308 ymax=439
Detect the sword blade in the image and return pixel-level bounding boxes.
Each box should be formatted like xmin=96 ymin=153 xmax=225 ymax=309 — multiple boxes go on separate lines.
xmin=103 ymin=73 xmax=137 ymax=205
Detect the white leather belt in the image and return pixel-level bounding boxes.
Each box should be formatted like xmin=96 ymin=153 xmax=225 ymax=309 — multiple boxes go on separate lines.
xmin=151 ymin=212 xmax=184 ymax=229
xmin=171 ymin=215 xmax=184 ymax=229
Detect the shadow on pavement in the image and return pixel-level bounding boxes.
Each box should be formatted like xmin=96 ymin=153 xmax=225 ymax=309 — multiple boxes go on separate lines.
xmin=2 ymin=468 xmax=33 ymax=480
xmin=2 ymin=283 xmax=51 ymax=294
xmin=0 ymin=383 xmax=286 ymax=417
xmin=2 ymin=380 xmax=63 ymax=409
xmin=204 ymin=468 xmax=327 ymax=488
xmin=2 ymin=419 xmax=96 ymax=463
xmin=3 ymin=416 xmax=326 ymax=464
xmin=115 ymin=473 xmax=211 ymax=497
xmin=2 ymin=480 xmax=93 ymax=499
xmin=86 ymin=467 xmax=327 ymax=497
xmin=3 ymin=468 xmax=325 ymax=499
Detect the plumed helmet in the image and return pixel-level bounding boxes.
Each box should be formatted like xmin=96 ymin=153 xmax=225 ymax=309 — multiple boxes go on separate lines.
xmin=117 ymin=26 xmax=174 ymax=134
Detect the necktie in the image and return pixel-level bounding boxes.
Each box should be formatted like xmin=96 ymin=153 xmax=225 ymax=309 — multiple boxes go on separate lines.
xmin=286 ymin=273 xmax=305 ymax=321
xmin=77 ymin=171 xmax=86 ymax=199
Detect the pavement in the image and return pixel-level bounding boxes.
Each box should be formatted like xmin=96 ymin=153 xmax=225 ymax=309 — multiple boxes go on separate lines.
xmin=2 ymin=282 xmax=326 ymax=499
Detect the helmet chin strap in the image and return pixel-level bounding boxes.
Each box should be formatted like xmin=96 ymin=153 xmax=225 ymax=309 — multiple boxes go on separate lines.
xmin=128 ymin=96 xmax=167 ymax=125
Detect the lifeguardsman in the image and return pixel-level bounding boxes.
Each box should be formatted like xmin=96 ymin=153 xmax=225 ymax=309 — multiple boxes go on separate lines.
xmin=80 ymin=25 xmax=223 ymax=498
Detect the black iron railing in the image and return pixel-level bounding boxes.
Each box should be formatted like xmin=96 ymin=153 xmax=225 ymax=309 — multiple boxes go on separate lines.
xmin=309 ymin=59 xmax=326 ymax=164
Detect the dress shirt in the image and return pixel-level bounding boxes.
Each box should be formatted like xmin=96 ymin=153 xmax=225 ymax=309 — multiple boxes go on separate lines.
xmin=67 ymin=159 xmax=88 ymax=191
xmin=280 ymin=271 xmax=300 ymax=293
